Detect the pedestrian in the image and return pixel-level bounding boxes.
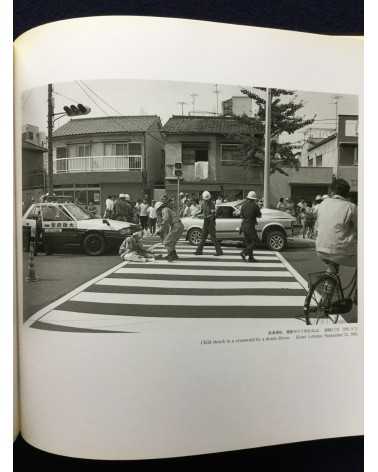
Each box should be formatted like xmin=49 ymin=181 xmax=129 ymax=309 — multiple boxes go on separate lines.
xmin=119 ymin=230 xmax=155 ymax=262
xmin=194 ymin=190 xmax=223 ymax=256
xmin=216 ymin=195 xmax=223 ymax=205
xmin=276 ymin=197 xmax=286 ymax=211
xmin=104 ymin=195 xmax=114 ymax=218
xmin=139 ymin=198 xmax=149 ymax=232
xmin=190 ymin=199 xmax=201 ymax=217
xmin=303 ymin=201 xmax=315 ymax=238
xmin=285 ymin=197 xmax=295 ymax=216
xmin=147 ymin=200 xmax=157 ymax=234
xmin=239 ymin=191 xmax=262 ymax=262
xmin=155 ymin=200 xmax=184 ymax=262
xmin=114 ymin=194 xmax=133 ymax=222
xmin=182 ymin=200 xmax=191 ymax=218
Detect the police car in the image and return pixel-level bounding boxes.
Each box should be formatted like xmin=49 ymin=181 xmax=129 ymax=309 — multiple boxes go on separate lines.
xmin=23 ymin=201 xmax=138 ymax=256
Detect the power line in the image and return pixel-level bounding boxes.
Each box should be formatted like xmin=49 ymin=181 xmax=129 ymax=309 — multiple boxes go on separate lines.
xmin=80 ymin=81 xmax=123 ymax=115
xmin=53 ymin=90 xmax=82 ymax=105
xmin=75 ymin=80 xmax=112 ymax=118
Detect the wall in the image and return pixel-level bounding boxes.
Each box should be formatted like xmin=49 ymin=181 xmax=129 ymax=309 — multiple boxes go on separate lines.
xmin=145 ymin=122 xmax=164 ymax=185
xmin=306 ymin=138 xmax=338 ymax=170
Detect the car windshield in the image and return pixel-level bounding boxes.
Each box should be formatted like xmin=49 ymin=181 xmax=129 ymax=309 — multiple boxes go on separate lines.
xmin=64 ymin=203 xmax=92 ymax=220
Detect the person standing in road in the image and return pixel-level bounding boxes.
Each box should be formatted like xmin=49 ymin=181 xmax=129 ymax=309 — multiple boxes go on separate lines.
xmin=139 ymin=198 xmax=149 ymax=233
xmin=104 ymin=195 xmax=114 ymax=218
xmin=147 ymin=200 xmax=157 ymax=235
xmin=240 ymin=191 xmax=262 ymax=263
xmin=194 ymin=190 xmax=223 ymax=256
xmin=114 ymin=194 xmax=133 ymax=222
xmin=155 ymin=200 xmax=184 ymax=262
xmin=182 ymin=200 xmax=191 ymax=218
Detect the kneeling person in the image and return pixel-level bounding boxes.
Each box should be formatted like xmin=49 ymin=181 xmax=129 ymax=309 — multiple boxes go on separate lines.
xmin=119 ymin=230 xmax=155 ymax=262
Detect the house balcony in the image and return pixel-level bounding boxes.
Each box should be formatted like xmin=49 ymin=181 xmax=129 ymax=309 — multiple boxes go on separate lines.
xmin=165 ymin=162 xmax=209 ymax=181
xmin=53 ymin=155 xmax=143 ymax=174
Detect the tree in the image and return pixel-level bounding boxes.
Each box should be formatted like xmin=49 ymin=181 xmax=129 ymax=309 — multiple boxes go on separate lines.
xmin=229 ymin=88 xmax=315 ymax=175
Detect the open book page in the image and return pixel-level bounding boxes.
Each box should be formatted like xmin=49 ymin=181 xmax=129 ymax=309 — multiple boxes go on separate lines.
xmin=14 ymin=17 xmax=363 ymax=460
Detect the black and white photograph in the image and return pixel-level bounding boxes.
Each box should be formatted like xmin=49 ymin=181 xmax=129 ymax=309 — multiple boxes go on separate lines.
xmin=21 ymin=78 xmax=359 ymax=332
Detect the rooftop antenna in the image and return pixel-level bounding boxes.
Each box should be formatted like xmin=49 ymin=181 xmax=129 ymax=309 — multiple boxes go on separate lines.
xmin=177 ymin=101 xmax=187 ymax=115
xmin=214 ymin=84 xmax=221 ymax=115
xmin=190 ymin=93 xmax=198 ymax=112
xmin=331 ymin=95 xmax=342 ymax=132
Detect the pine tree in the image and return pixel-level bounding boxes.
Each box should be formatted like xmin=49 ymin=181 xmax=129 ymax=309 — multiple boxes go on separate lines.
xmin=229 ymin=87 xmax=315 ymax=175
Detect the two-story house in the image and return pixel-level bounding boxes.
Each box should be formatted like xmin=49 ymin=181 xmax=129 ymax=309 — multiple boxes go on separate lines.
xmin=299 ymin=114 xmax=358 ymax=202
xmin=162 ymin=115 xmax=264 ymax=201
xmin=51 ymin=115 xmax=164 ymax=214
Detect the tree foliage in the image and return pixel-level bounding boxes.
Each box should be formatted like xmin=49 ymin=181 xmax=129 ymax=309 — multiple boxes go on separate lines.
xmin=229 ymin=87 xmax=315 ymax=175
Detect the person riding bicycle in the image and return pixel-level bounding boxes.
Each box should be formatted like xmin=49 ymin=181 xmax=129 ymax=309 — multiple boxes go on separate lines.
xmin=316 ymin=178 xmax=357 ymax=275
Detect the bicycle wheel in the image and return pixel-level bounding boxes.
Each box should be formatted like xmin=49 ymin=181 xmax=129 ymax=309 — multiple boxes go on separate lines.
xmin=304 ymin=274 xmax=342 ymax=325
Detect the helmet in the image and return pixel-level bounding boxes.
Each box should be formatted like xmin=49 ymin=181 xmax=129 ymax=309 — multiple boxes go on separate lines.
xmin=202 ymin=190 xmax=211 ymax=200
xmin=246 ymin=191 xmax=257 ymax=200
xmin=124 ymin=194 xmax=131 ymax=201
xmin=119 ymin=193 xmax=125 ymax=198
xmin=155 ymin=201 xmax=165 ymax=211
xmin=322 ymin=194 xmax=329 ymax=199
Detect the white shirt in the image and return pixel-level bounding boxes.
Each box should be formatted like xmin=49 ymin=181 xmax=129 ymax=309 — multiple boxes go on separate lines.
xmin=147 ymin=206 xmax=157 ymax=219
xmin=139 ymin=203 xmax=149 ymax=217
xmin=105 ymin=198 xmax=114 ymax=211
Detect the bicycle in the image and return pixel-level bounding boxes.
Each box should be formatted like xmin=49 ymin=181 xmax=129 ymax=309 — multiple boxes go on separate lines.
xmin=303 ymin=268 xmax=357 ymax=325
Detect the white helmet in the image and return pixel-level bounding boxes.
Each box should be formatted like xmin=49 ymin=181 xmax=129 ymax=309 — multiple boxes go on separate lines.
xmin=322 ymin=194 xmax=329 ymax=199
xmin=202 ymin=190 xmax=211 ymax=200
xmin=155 ymin=201 xmax=165 ymax=211
xmin=124 ymin=194 xmax=131 ymax=201
xmin=119 ymin=193 xmax=125 ymax=198
xmin=247 ymin=191 xmax=257 ymax=200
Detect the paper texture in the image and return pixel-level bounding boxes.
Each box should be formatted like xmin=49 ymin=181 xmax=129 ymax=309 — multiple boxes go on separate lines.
xmin=14 ymin=16 xmax=363 ymax=459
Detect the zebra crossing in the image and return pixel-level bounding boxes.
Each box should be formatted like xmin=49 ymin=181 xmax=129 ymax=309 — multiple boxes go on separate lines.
xmin=27 ymin=241 xmax=312 ymax=333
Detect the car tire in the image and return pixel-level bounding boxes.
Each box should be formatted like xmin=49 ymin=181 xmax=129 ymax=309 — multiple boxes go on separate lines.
xmin=187 ymin=228 xmax=203 ymax=246
xmin=83 ymin=233 xmax=106 ymax=256
xmin=265 ymin=230 xmax=287 ymax=251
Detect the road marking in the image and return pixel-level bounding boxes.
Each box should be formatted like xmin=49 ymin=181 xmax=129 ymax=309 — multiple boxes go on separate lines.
xmin=24 ymin=260 xmax=127 ymax=328
xmin=152 ymin=253 xmax=279 ymax=261
xmin=114 ymin=268 xmax=293 ymax=277
xmin=133 ymin=260 xmax=284 ymax=267
xmin=72 ymin=291 xmax=306 ymax=307
xmin=96 ymin=278 xmax=302 ymax=289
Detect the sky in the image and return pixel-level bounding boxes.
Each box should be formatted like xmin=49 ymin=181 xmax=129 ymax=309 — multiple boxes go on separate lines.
xmin=22 ymin=78 xmax=358 ymax=144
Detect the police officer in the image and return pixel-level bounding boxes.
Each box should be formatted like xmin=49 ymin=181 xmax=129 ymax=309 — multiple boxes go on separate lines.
xmin=155 ymin=200 xmax=184 ymax=262
xmin=240 ymin=191 xmax=261 ymax=262
xmin=194 ymin=190 xmax=223 ymax=256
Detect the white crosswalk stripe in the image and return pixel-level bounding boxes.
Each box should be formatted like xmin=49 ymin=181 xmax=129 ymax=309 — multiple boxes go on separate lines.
xmin=28 ymin=241 xmax=313 ymax=332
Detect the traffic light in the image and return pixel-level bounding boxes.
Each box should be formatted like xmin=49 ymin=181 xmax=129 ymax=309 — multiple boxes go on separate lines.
xmin=63 ymin=104 xmax=91 ymax=117
xmin=174 ymin=162 xmax=183 ymax=177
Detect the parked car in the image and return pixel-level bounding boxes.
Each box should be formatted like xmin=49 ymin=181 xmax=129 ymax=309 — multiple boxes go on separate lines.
xmin=181 ymin=200 xmax=296 ymax=251
xmin=23 ymin=202 xmax=139 ymax=256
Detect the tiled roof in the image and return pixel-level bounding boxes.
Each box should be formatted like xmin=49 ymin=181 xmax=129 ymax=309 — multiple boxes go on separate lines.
xmin=308 ymin=133 xmax=337 ymax=151
xmin=53 ymin=115 xmax=161 ymax=138
xmin=162 ymin=115 xmax=256 ymax=135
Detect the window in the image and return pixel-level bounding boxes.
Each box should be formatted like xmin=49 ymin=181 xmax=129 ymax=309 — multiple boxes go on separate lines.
xmin=316 ymin=155 xmax=323 ymax=167
xmin=104 ymin=142 xmax=142 ymax=156
xmin=308 ymin=156 xmax=314 ymax=167
xmin=345 ymin=119 xmax=358 ymax=137
xmin=56 ymin=147 xmax=67 ymax=159
xmin=26 ymin=206 xmax=42 ymax=220
xmin=216 ymin=206 xmax=238 ymax=219
xmin=42 ymin=205 xmax=72 ymax=221
xmin=220 ymin=144 xmax=243 ymax=162
xmin=77 ymin=144 xmax=91 ymax=157
xmin=339 ymin=144 xmax=358 ymax=166
xmin=182 ymin=143 xmax=209 ymax=164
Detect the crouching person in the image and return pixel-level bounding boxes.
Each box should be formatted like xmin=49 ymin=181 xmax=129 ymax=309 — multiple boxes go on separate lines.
xmin=119 ymin=230 xmax=155 ymax=262
xmin=155 ymin=200 xmax=184 ymax=262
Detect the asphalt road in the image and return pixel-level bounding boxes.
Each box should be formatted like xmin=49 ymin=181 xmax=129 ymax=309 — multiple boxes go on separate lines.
xmin=22 ymin=238 xmax=357 ymax=324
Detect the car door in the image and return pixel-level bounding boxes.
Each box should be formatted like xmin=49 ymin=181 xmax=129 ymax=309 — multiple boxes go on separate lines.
xmin=215 ymin=206 xmax=242 ymax=240
xmin=41 ymin=205 xmax=76 ymax=249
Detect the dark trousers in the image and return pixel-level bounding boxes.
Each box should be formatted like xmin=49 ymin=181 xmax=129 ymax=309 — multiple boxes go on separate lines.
xmin=241 ymin=227 xmax=258 ymax=259
xmin=196 ymin=219 xmax=222 ymax=254
xmin=140 ymin=216 xmax=148 ymax=230
xmin=149 ymin=218 xmax=157 ymax=234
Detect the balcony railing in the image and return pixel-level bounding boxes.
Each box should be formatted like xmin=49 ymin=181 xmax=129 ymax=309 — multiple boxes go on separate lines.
xmin=54 ymin=155 xmax=143 ymax=174
xmin=166 ymin=162 xmax=209 ymax=181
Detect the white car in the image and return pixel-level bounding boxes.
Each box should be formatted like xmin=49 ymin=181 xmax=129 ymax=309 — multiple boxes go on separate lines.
xmin=182 ymin=200 xmax=296 ymax=251
xmin=23 ymin=202 xmax=138 ymax=256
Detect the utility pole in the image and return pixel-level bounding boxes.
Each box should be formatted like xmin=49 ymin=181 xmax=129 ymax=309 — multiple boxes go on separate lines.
xmin=263 ymin=88 xmax=272 ymax=208
xmin=47 ymin=83 xmax=54 ymax=194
